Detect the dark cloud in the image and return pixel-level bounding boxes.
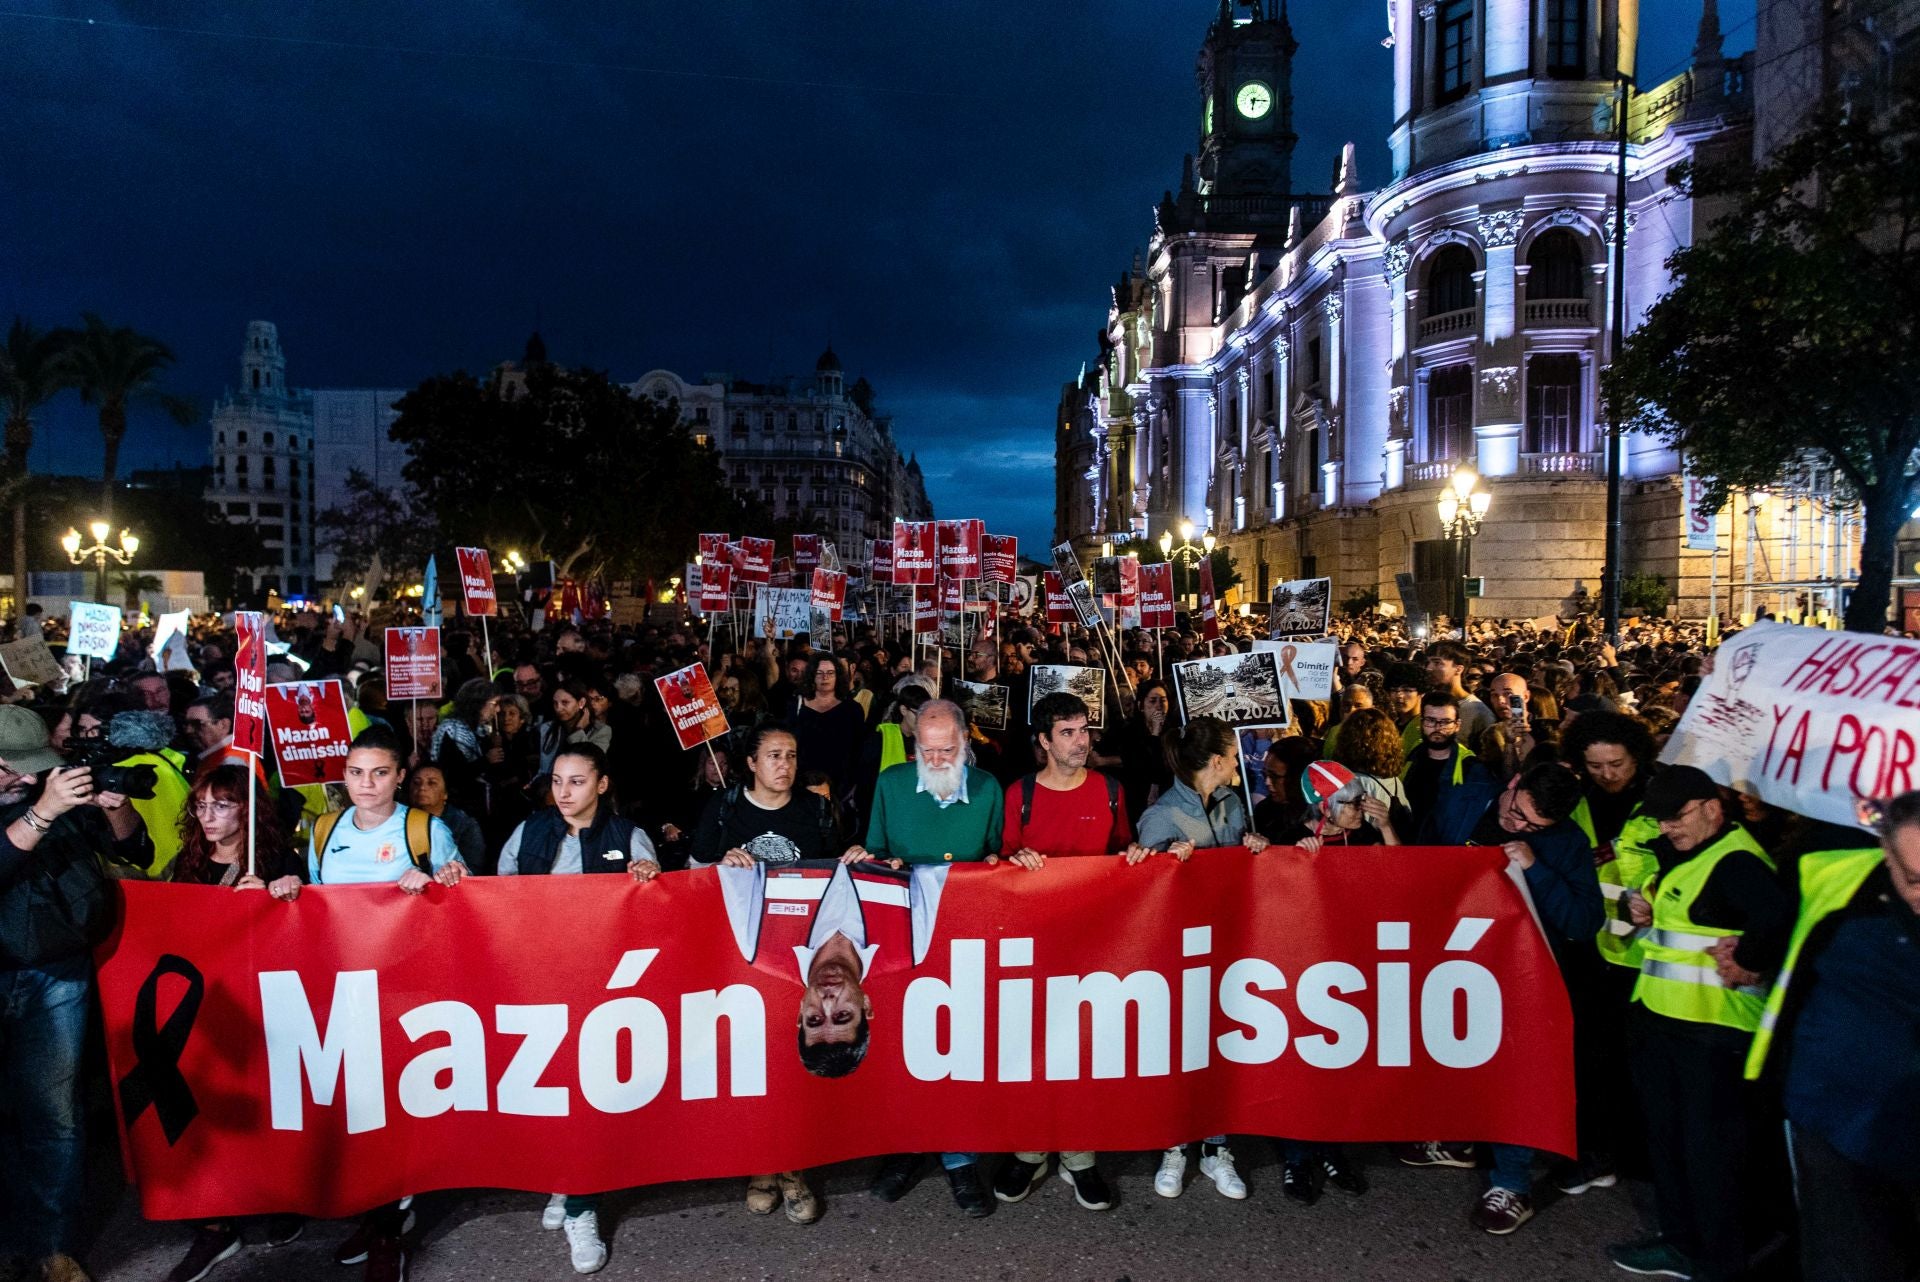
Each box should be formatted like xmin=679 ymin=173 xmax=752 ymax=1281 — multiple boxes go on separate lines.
xmin=9 ymin=0 xmax=1739 ymax=550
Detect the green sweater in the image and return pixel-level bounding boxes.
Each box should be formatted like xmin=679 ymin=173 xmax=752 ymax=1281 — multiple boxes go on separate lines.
xmin=865 ymin=763 xmax=1003 ymax=865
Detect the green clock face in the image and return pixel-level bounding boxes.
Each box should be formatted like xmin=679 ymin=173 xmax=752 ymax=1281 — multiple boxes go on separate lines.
xmin=1236 ymin=80 xmax=1273 ymax=119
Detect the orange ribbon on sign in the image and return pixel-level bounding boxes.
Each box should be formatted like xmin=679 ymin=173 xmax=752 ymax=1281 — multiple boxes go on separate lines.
xmin=1276 ymin=643 xmax=1299 ymax=689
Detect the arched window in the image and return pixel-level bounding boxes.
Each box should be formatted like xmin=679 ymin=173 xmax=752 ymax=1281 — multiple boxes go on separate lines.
xmin=1425 ymin=245 xmax=1477 ymax=317
xmin=1526 ymin=229 xmax=1587 ymax=299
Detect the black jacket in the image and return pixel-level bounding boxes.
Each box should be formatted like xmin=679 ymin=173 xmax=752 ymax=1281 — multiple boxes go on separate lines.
xmin=0 ymin=800 xmax=154 ymax=967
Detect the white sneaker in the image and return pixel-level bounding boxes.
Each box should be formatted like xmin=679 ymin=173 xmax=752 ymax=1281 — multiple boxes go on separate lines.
xmin=542 ymin=1192 xmax=568 ymax=1230
xmin=563 ymin=1210 xmax=607 ymax=1274
xmin=1154 ymin=1146 xmax=1187 ymax=1198
xmin=1199 ymin=1146 xmax=1248 ymax=1199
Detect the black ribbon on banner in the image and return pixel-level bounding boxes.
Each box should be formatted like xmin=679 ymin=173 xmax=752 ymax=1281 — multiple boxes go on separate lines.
xmin=117 ymin=953 xmax=204 ymax=1145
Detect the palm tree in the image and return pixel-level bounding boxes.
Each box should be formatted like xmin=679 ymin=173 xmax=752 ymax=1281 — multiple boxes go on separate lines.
xmin=0 ymin=318 xmax=74 ymax=619
xmin=60 ymin=313 xmax=194 ymax=520
xmin=110 ymin=570 xmax=163 ymax=616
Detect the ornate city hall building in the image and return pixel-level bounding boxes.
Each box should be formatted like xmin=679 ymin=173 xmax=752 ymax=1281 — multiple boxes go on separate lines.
xmin=1057 ymin=0 xmax=1768 ymax=621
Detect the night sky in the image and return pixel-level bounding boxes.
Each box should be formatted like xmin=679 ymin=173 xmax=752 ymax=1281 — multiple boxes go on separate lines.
xmin=9 ymin=1 xmax=1744 ymax=552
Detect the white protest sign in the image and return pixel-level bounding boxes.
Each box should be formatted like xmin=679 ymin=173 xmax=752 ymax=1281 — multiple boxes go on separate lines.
xmin=67 ymin=602 xmax=123 ymax=661
xmin=1253 ymin=639 xmax=1338 ymax=701
xmin=1660 ymin=620 xmax=1909 ymax=832
xmin=753 ymin=587 xmax=813 ymax=640
xmin=152 ymin=610 xmax=195 ymax=672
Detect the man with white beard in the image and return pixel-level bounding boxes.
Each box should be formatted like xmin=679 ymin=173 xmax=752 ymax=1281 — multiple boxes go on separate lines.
xmin=859 ymin=699 xmax=1004 ymax=1218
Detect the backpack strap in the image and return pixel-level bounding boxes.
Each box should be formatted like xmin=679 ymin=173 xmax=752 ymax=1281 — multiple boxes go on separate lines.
xmin=404 ymin=807 xmax=434 ymax=872
xmin=1018 ymin=774 xmax=1038 ymax=828
xmin=312 ymin=809 xmax=345 ymax=877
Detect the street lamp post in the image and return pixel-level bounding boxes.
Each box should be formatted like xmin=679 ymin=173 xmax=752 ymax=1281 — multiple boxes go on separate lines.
xmin=61 ymin=521 xmax=138 ymax=604
xmin=1157 ymin=517 xmax=1216 ymax=609
xmin=1435 ymin=468 xmax=1491 ymax=637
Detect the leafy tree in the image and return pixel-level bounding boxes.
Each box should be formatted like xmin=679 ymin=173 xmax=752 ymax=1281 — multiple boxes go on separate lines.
xmin=1341 ymin=585 xmax=1382 ymax=617
xmin=109 ymin=571 xmax=163 ymax=615
xmin=314 ymin=468 xmax=438 ymax=592
xmin=1604 ymin=97 xmax=1920 ymax=632
xmin=1620 ymin=571 xmax=1671 ymax=618
xmin=389 ymin=363 xmax=751 ymax=582
xmin=0 ymin=319 xmax=73 ymax=614
xmin=59 ymin=313 xmax=194 ymax=519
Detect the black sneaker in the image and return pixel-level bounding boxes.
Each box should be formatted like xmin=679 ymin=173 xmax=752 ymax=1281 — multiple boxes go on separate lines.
xmin=167 ymin=1228 xmax=240 ymax=1282
xmin=992 ymin=1156 xmax=1046 ymax=1203
xmin=1282 ymin=1161 xmax=1319 ymax=1205
xmin=262 ymin=1215 xmax=306 ymax=1248
xmin=1320 ymin=1151 xmax=1369 ymax=1195
xmin=362 ymin=1235 xmax=407 ymax=1282
xmin=1551 ymin=1157 xmax=1618 ymax=1195
xmin=333 ymin=1211 xmax=415 ymax=1266
xmin=945 ymin=1164 xmax=995 ymax=1218
xmin=1058 ymin=1164 xmax=1113 ymax=1211
xmin=869 ymin=1153 xmax=920 ymax=1203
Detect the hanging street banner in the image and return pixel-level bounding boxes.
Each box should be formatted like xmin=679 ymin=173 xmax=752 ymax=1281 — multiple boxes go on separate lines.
xmin=232 ymin=612 xmax=269 ymax=755
xmin=982 ymin=535 xmax=1018 ymax=586
xmin=454 ymin=548 xmax=498 ymax=617
xmin=1660 ymin=620 xmax=1918 ymax=832
xmin=654 ymin=662 xmax=731 ymax=751
xmin=67 ymin=601 xmax=123 ymax=662
xmin=1681 ymin=465 xmax=1721 ymax=553
xmin=384 ymin=627 xmax=443 ymax=701
xmin=96 ymin=849 xmax=1572 ymax=1221
xmin=264 ymin=680 xmax=355 ymax=787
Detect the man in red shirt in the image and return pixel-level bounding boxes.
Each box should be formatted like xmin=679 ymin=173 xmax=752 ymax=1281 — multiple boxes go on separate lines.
xmin=990 ymin=691 xmax=1147 ymax=1213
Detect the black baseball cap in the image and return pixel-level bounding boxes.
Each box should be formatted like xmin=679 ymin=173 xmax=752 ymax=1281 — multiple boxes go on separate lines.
xmin=1641 ymin=765 xmax=1723 ymax=820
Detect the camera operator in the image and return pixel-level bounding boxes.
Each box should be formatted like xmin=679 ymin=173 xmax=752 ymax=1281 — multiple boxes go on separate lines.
xmin=0 ymin=704 xmax=151 ymax=1282
xmin=68 ymin=703 xmax=188 ymax=879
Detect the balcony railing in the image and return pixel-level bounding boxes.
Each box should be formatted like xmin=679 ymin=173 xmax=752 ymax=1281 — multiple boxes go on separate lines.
xmin=1520 ymin=451 xmax=1604 ymax=475
xmin=1407 ymin=459 xmax=1463 ymax=485
xmin=1524 ymin=297 xmax=1593 ymax=327
xmin=1417 ymin=307 xmax=1477 ymax=343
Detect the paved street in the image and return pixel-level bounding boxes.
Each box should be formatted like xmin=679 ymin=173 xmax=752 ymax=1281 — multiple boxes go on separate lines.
xmin=83 ymin=1146 xmax=1664 ymax=1282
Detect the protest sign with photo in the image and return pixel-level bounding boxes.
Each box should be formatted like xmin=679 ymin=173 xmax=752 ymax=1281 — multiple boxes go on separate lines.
xmin=1172 ymin=650 xmax=1288 ymax=727
xmin=893 ymin=520 xmax=936 ymax=586
xmin=871 ymin=537 xmax=894 ymax=582
xmin=1051 ymin=540 xmax=1087 ymax=587
xmin=1091 ymin=556 xmax=1123 ymax=596
xmin=232 ymin=612 xmax=268 ymax=755
xmin=953 ymin=680 xmax=1010 ymax=731
xmin=937 ymin=519 xmax=984 ymax=581
xmin=654 ymin=662 xmax=730 ymax=752
xmin=1198 ymin=560 xmax=1221 ymax=641
xmin=384 ymin=627 xmax=444 ymax=700
xmin=1254 ymin=639 xmax=1338 ymax=702
xmin=792 ymin=534 xmax=822 ymax=571
xmin=754 ymin=587 xmax=813 ymax=640
xmin=1117 ymin=557 xmax=1141 ymax=629
xmin=982 ymin=534 xmax=1017 ymax=585
xmin=699 ymin=532 xmax=730 ymax=564
xmin=940 ymin=576 xmax=963 ymax=620
xmin=1009 ymin=575 xmax=1038 ymax=613
xmin=1270 ymin=577 xmax=1333 ymax=637
xmin=810 ymin=568 xmax=846 ymax=620
xmin=265 ymin=680 xmax=355 ymax=787
xmin=698 ymin=561 xmax=732 ymax=613
xmin=0 ymin=638 xmax=64 ymax=688
xmin=1029 ymin=663 xmax=1106 ymax=729
xmin=737 ymin=537 xmax=775 ymax=585
xmin=454 ymin=547 xmax=497 ymax=616
xmin=1043 ymin=571 xmax=1073 ymax=624
xmin=912 ymin=584 xmax=939 ymax=634
xmin=67 ymin=601 xmax=123 ymax=662
xmin=1139 ymin=562 xmax=1176 ymax=629
xmin=1238 ymin=725 xmax=1289 ymax=814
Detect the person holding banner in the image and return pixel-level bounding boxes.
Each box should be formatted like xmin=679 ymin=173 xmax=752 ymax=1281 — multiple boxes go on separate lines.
xmin=1135 ymin=715 xmax=1270 ymax=1202
xmin=688 ymin=726 xmax=839 ymax=871
xmin=0 ymin=706 xmax=150 ymax=1282
xmin=495 ymin=742 xmax=660 ymax=1274
xmin=262 ymin=726 xmax=470 ymax=1282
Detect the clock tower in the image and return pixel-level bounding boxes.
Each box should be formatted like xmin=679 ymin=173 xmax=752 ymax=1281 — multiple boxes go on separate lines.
xmin=1195 ymin=0 xmax=1298 ymax=200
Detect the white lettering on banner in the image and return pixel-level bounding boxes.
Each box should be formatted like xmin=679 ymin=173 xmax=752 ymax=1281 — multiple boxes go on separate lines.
xmin=259 ymin=921 xmax=1504 ymax=1132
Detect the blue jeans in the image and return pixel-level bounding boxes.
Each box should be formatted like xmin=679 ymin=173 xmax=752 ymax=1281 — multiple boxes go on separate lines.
xmin=1490 ymin=1143 xmax=1533 ymax=1194
xmin=0 ymin=956 xmax=91 ymax=1258
xmin=939 ymin=1152 xmax=977 ymax=1170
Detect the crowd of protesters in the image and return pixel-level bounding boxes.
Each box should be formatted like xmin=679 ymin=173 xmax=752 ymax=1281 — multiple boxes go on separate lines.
xmin=0 ymin=597 xmax=1913 ymax=1282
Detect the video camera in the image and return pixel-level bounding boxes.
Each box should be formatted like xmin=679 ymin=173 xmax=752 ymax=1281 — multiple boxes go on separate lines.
xmin=65 ymin=737 xmax=160 ymax=801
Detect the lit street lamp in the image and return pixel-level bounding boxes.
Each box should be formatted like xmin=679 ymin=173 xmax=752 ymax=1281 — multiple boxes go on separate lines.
xmin=1158 ymin=517 xmax=1216 ymax=609
xmin=1435 ymin=468 xmax=1491 ymax=636
xmin=61 ymin=521 xmax=139 ymax=604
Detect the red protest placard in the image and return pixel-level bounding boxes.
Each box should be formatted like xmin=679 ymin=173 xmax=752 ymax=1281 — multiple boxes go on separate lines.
xmin=912 ymin=583 xmax=939 ymax=633
xmin=699 ymin=532 xmax=729 ymax=564
xmin=1140 ymin=562 xmax=1176 ymax=629
xmin=893 ymin=520 xmax=935 ymax=586
xmin=937 ymin=519 xmax=984 ymax=581
xmin=1044 ymin=571 xmax=1074 ymax=624
xmin=792 ymin=534 xmax=822 ymax=571
xmin=982 ymin=534 xmax=1017 ymax=585
xmin=1199 ymin=559 xmax=1222 ymax=641
xmin=939 ymin=575 xmax=963 ymax=620
xmin=810 ymin=568 xmax=846 ymax=620
xmin=699 ymin=561 xmax=732 ymax=612
xmin=264 ymin=679 xmax=355 ymax=786
xmin=232 ymin=611 xmax=268 ymax=755
xmin=654 ymin=662 xmax=730 ymax=751
xmin=454 ymin=547 xmax=497 ymax=617
xmin=737 ymin=537 xmax=774 ymax=585
xmin=871 ymin=537 xmax=894 ymax=581
xmin=384 ymin=627 xmax=444 ymax=700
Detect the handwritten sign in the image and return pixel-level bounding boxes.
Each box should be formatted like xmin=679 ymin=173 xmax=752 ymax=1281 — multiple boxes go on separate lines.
xmin=67 ymin=602 xmax=123 ymax=661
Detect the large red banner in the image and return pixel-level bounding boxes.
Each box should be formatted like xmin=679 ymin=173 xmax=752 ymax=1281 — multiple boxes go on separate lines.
xmin=97 ymin=851 xmax=1572 ymax=1222
xmin=264 ymin=680 xmax=355 ymax=787
xmin=231 ymin=612 xmax=267 ymax=755
xmin=453 ymin=548 xmax=497 ymax=617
